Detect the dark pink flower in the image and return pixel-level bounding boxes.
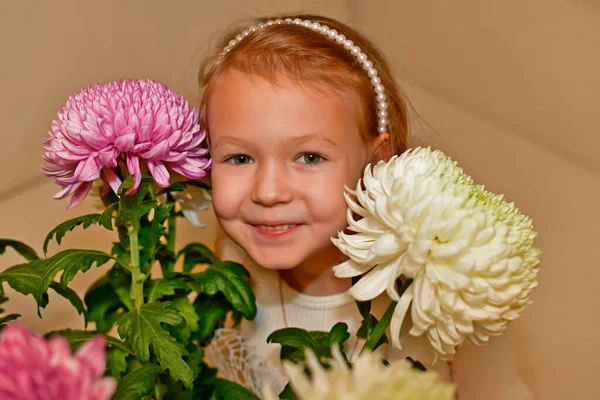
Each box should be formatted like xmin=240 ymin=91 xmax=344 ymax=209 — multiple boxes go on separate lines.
xmin=42 ymin=79 xmax=210 ymax=208
xmin=0 ymin=324 xmax=116 ymax=400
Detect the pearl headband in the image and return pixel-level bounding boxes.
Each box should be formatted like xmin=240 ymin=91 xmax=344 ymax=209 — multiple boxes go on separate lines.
xmin=222 ymin=18 xmax=389 ymax=134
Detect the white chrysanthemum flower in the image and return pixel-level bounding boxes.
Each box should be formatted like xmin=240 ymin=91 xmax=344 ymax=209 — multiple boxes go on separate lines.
xmin=263 ymin=346 xmax=455 ymax=400
xmin=332 ymin=147 xmax=541 ymax=355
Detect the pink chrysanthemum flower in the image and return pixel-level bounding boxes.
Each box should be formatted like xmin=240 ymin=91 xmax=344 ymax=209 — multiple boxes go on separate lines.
xmin=42 ymin=79 xmax=211 ymax=207
xmin=0 ymin=323 xmax=116 ymax=400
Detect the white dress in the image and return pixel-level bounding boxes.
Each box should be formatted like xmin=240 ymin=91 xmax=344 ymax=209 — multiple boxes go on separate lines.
xmin=206 ymin=234 xmax=533 ymax=399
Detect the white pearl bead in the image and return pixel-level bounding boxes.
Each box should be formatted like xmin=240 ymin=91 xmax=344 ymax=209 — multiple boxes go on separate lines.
xmin=249 ymin=26 xmax=257 ymax=32
xmin=375 ymin=84 xmax=385 ymax=94
xmin=303 ymin=20 xmax=311 ymax=27
xmin=378 ymin=101 xmax=388 ymax=110
xmin=371 ymin=76 xmax=381 ymax=86
xmin=258 ymin=23 xmax=266 ymax=29
xmin=242 ymin=30 xmax=250 ymax=37
xmin=377 ymin=110 xmax=388 ymax=118
xmin=378 ymin=118 xmax=387 ymax=126
xmin=368 ymin=68 xmax=378 ymax=78
xmin=294 ymin=18 xmax=302 ymax=24
xmin=321 ymin=26 xmax=330 ymax=34
xmin=229 ymin=39 xmax=237 ymax=47
xmin=377 ymin=93 xmax=387 ymax=102
xmin=328 ymin=29 xmax=338 ymax=39
xmin=285 ymin=18 xmax=293 ymax=23
xmin=378 ymin=126 xmax=387 ymax=133
xmin=363 ymin=60 xmax=373 ymax=70
xmin=351 ymin=46 xmax=361 ymax=55
xmin=312 ymin=22 xmax=320 ymax=30
xmin=336 ymin=34 xmax=346 ymax=43
xmin=266 ymin=21 xmax=274 ymax=26
xmin=357 ymin=53 xmax=367 ymax=63
xmin=236 ymin=34 xmax=243 ymax=41
xmin=275 ymin=19 xmax=283 ymax=24
xmin=343 ymin=39 xmax=354 ymax=49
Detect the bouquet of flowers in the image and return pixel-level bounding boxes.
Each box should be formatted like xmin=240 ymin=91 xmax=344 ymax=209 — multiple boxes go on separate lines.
xmin=0 ymin=79 xmax=259 ymax=399
xmin=0 ymin=79 xmax=540 ymax=400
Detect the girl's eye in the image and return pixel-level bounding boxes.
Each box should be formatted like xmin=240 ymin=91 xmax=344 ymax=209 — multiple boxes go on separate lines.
xmin=226 ymin=155 xmax=253 ymax=165
xmin=297 ymin=153 xmax=324 ymax=165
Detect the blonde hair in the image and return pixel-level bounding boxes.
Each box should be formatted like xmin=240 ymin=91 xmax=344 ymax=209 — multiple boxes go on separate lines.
xmin=199 ymin=14 xmax=410 ymax=155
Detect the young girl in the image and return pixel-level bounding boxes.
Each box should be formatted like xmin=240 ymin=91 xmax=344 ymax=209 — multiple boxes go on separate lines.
xmin=199 ymin=14 xmax=532 ymax=399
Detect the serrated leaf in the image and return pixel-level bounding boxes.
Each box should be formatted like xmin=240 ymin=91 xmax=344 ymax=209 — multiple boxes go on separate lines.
xmin=192 ymin=293 xmax=230 ymax=343
xmin=85 ymin=274 xmax=126 ymax=333
xmin=268 ymin=324 xmax=350 ymax=366
xmin=30 ymin=250 xmax=111 ymax=306
xmin=43 ymin=214 xmax=105 ymax=254
xmin=0 ymin=313 xmax=20 ymax=328
xmin=114 ymin=363 xmax=162 ymax=400
xmin=45 ymin=329 xmax=131 ymax=354
xmin=0 ymin=260 xmax=49 ymax=310
xmin=0 ymin=239 xmax=39 ymax=261
xmin=144 ymin=277 xmax=189 ymax=303
xmin=169 ymin=296 xmax=199 ymax=345
xmin=194 ymin=261 xmax=256 ymax=320
xmin=117 ymin=302 xmax=193 ymax=388
xmin=98 ymin=202 xmax=118 ymax=230
xmin=140 ymin=203 xmax=173 ymax=274
xmin=107 ymin=348 xmax=129 ymax=379
xmin=119 ymin=178 xmax=157 ymax=232
xmin=178 ymin=243 xmax=217 ymax=273
xmin=49 ymin=282 xmax=87 ymax=324
xmin=200 ymin=378 xmax=260 ymax=400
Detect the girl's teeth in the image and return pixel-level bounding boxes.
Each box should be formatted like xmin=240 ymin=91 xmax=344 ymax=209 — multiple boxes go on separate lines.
xmin=259 ymin=224 xmax=294 ymax=230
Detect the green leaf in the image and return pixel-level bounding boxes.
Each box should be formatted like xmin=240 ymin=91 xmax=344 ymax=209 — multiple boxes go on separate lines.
xmin=114 ymin=363 xmax=162 ymax=400
xmin=49 ymin=282 xmax=87 ymax=324
xmin=85 ymin=274 xmax=126 ymax=333
xmin=192 ymin=293 xmax=230 ymax=343
xmin=356 ymin=314 xmax=388 ymax=348
xmin=0 ymin=239 xmax=39 ymax=261
xmin=107 ymin=348 xmax=129 ymax=379
xmin=43 ymin=213 xmax=106 ymax=254
xmin=45 ymin=329 xmax=131 ymax=353
xmin=0 ymin=313 xmax=20 ymax=328
xmin=178 ymin=243 xmax=218 ymax=273
xmin=157 ymin=180 xmax=212 ymax=196
xmin=98 ymin=202 xmax=118 ymax=230
xmin=194 ymin=261 xmax=256 ymax=320
xmin=118 ymin=178 xmax=157 ymax=232
xmin=139 ymin=203 xmax=174 ymax=274
xmin=0 ymin=260 xmax=49 ymax=310
xmin=144 ymin=277 xmax=189 ymax=303
xmin=168 ymin=296 xmax=200 ymax=345
xmin=268 ymin=324 xmax=350 ymax=366
xmin=278 ymin=383 xmax=299 ymax=400
xmin=117 ymin=302 xmax=194 ymax=388
xmin=200 ymin=378 xmax=260 ymax=400
xmin=11 ymin=249 xmax=111 ymax=307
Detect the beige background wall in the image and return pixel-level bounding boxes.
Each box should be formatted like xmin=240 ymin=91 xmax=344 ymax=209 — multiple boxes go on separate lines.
xmin=1 ymin=1 xmax=598 ymax=399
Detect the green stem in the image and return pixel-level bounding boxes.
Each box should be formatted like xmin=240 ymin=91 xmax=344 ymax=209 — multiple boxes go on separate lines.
xmin=128 ymin=227 xmax=144 ymax=308
xmin=361 ymin=279 xmax=413 ymax=354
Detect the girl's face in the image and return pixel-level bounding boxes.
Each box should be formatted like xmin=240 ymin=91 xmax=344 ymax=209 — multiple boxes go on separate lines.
xmin=207 ymin=69 xmax=370 ymax=272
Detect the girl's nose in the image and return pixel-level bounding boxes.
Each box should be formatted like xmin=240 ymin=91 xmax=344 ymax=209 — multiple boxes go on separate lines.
xmin=250 ymin=161 xmax=294 ymax=206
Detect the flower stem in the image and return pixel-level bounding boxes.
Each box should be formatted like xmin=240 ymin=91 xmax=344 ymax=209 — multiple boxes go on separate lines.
xmin=128 ymin=227 xmax=144 ymax=308
xmin=361 ymin=279 xmax=413 ymax=354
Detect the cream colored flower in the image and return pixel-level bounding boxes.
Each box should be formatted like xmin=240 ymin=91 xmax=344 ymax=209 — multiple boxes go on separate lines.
xmin=263 ymin=346 xmax=455 ymax=400
xmin=332 ymin=147 xmax=540 ymax=355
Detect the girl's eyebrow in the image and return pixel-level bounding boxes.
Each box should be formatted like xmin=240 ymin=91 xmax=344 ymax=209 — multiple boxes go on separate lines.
xmin=212 ymin=133 xmax=338 ymax=150
xmin=289 ymin=133 xmax=338 ymax=148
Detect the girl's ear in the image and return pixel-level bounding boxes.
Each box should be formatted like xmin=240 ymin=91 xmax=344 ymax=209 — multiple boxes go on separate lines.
xmin=369 ymin=132 xmax=393 ymax=163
